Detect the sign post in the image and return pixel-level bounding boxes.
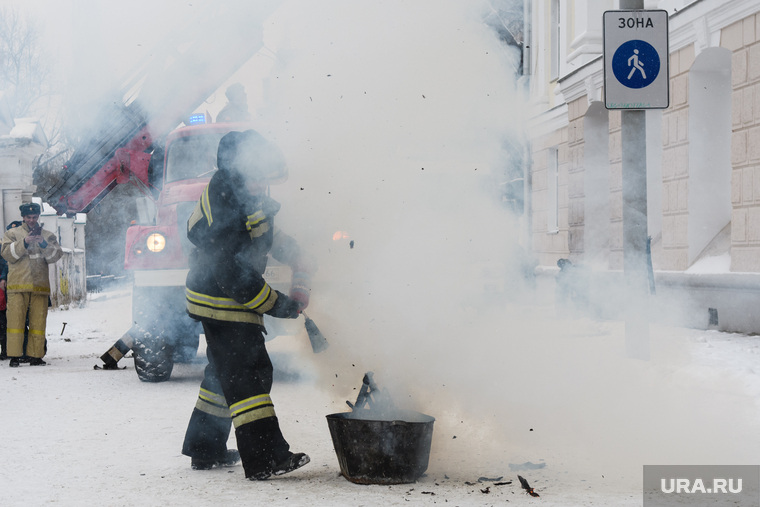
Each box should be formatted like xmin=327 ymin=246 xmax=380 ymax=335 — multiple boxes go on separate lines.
xmin=603 ymin=5 xmax=669 ymax=360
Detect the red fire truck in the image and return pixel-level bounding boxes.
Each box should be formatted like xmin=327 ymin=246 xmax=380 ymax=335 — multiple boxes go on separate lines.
xmin=34 ymin=3 xmax=285 ymax=381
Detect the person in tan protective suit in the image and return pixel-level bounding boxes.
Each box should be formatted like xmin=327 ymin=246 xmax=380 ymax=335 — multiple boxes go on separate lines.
xmin=1 ymin=203 xmax=63 ymax=367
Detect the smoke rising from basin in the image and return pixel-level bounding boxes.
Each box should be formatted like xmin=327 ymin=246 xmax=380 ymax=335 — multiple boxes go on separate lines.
xmin=255 ymin=1 xmax=760 ymax=484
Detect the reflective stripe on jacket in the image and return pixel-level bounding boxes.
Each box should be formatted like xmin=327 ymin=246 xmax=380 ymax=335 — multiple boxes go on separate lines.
xmin=185 ymin=169 xmax=301 ymax=325
xmin=1 ymin=224 xmax=63 ymax=295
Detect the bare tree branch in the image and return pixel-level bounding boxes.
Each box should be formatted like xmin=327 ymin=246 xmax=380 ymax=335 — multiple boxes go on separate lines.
xmin=0 ymin=5 xmax=51 ymax=120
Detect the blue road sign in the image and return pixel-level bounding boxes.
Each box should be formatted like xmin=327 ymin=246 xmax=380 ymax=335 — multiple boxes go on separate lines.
xmin=603 ymin=10 xmax=669 ymax=109
xmin=611 ymin=39 xmax=660 ymax=89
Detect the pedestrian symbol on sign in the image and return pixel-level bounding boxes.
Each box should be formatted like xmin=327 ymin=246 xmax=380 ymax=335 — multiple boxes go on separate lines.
xmin=612 ymin=40 xmax=660 ymax=89
xmin=627 ymin=49 xmax=646 ymax=79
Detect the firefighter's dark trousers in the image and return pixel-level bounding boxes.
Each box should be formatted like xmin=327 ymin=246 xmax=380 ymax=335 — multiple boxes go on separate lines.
xmin=182 ymin=320 xmax=290 ymax=477
xmin=7 ymin=292 xmax=47 ymax=358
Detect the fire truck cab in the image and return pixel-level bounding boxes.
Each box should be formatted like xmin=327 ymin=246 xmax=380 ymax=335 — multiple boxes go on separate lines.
xmin=121 ymin=120 xmax=291 ymax=381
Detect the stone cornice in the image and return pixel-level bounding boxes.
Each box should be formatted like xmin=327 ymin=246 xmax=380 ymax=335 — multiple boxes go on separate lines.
xmin=528 ymin=102 xmax=569 ymax=139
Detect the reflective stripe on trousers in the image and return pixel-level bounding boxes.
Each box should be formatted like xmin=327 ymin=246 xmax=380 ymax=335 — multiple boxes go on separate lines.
xmin=6 ymin=292 xmax=48 ymax=358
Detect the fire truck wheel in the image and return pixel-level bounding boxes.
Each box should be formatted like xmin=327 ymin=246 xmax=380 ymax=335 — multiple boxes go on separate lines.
xmin=173 ymin=345 xmax=198 ymax=364
xmin=173 ymin=333 xmax=200 ymax=364
xmin=133 ymin=339 xmax=174 ymax=382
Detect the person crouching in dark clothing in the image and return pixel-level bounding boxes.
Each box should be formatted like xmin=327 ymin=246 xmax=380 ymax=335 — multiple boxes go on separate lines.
xmin=181 ymin=130 xmax=315 ymax=480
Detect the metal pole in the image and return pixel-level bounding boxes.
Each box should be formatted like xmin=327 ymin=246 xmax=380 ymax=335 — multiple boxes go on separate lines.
xmin=619 ymin=0 xmax=643 ymax=9
xmin=622 ymin=110 xmax=650 ymax=360
xmin=619 ymin=0 xmax=650 ymax=360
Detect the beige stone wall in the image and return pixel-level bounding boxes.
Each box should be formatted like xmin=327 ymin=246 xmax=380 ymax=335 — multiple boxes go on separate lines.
xmin=725 ymin=14 xmax=760 ymax=272
xmin=658 ymin=44 xmax=694 ymax=271
xmin=567 ymin=97 xmax=589 ymax=259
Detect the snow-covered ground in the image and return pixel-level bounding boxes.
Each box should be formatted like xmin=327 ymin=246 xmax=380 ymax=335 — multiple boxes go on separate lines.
xmin=2 ymin=286 xmax=759 ymax=506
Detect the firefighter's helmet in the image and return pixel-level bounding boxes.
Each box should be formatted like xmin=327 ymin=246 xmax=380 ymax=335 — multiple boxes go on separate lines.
xmin=217 ymin=130 xmax=287 ymax=184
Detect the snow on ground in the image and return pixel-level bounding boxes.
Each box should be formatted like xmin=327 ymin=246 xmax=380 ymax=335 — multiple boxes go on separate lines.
xmin=2 ymin=285 xmax=760 ymax=506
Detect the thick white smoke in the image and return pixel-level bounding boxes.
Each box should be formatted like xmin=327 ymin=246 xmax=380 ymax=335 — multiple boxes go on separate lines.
xmin=258 ymin=0 xmax=525 ymax=397
xmin=18 ymin=0 xmax=760 ymax=487
xmin=252 ymin=0 xmax=760 ymax=485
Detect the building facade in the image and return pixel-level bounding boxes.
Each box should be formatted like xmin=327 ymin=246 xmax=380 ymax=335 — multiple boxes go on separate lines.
xmin=0 ymin=115 xmax=86 ymax=307
xmin=527 ymin=0 xmax=760 ymax=331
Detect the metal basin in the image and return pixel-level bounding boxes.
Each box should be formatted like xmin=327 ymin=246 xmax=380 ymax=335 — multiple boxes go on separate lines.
xmin=326 ymin=410 xmax=435 ymax=484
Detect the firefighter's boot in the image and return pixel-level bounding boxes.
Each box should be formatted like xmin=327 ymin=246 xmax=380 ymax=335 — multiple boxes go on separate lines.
xmin=191 ymin=449 xmax=241 ymax=470
xmin=237 ymin=418 xmax=309 ymax=480
xmin=182 ymin=408 xmax=233 ymax=468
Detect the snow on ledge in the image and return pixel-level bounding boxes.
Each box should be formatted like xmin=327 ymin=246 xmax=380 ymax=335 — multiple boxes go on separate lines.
xmin=685 ymin=253 xmax=731 ymax=274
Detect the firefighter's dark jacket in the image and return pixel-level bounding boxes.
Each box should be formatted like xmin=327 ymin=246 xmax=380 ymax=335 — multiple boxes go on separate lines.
xmin=185 ymin=168 xmax=302 ymax=326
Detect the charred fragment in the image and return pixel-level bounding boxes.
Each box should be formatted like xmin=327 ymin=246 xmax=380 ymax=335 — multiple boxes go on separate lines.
xmin=518 ymin=475 xmax=540 ymax=497
xmin=478 ymin=475 xmax=504 ymax=482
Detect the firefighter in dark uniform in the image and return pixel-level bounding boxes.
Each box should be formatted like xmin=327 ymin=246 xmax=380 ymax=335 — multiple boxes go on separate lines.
xmin=181 ymin=130 xmax=314 ymax=480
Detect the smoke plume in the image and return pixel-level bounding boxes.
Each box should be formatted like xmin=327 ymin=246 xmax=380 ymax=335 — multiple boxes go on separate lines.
xmin=20 ymin=0 xmax=760 ymax=487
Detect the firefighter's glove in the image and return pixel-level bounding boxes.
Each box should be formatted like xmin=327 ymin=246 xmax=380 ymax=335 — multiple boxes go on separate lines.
xmin=289 ymin=271 xmax=312 ymax=311
xmin=267 ymin=291 xmax=301 ymax=319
